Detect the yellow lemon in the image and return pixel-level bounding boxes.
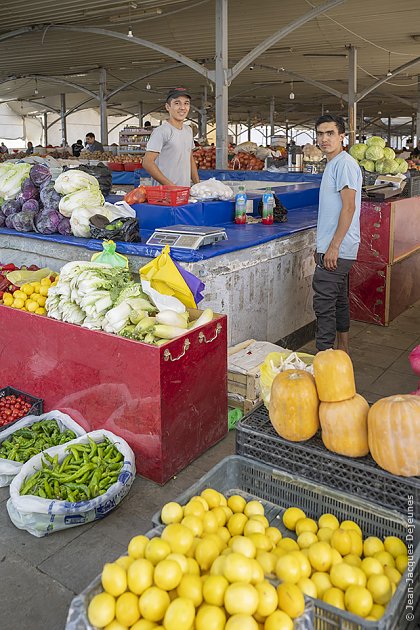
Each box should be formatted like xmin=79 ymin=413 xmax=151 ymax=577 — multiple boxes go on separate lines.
xmin=330 ymin=563 xmax=359 ymax=590
xmin=39 ymin=285 xmax=50 ymax=296
xmin=161 ymin=524 xmax=194 ymax=555
xmin=361 ymin=557 xmax=384 ymax=578
xmin=308 ymin=542 xmax=332 ymax=572
xmin=244 ymin=500 xmax=265 ymax=517
xmin=183 ymin=500 xmax=205 ymax=518
xmin=30 ymin=281 xmax=41 ymax=292
xmin=216 ymin=526 xmax=231 ymax=545
xmin=191 ymin=495 xmax=209 ymax=510
xmin=363 ymin=536 xmax=384 ymax=557
xmin=250 ymin=514 xmax=269 ymax=528
xmin=12 ymin=298 xmax=25 ymax=309
xmin=244 ymin=519 xmax=265 ymax=536
xmin=227 ymin=513 xmax=248 ymax=536
xmin=323 ymin=587 xmax=345 ymax=610
xmin=181 ymin=515 xmax=203 ymax=537
xmin=330 ymin=549 xmax=343 ymax=566
xmin=311 ymin=572 xmax=333 ymax=598
xmin=186 ymin=557 xmax=200 ymax=575
xmin=21 ymin=284 xmax=34 ymax=296
xmin=225 ymin=614 xmax=258 ymax=630
xmin=295 ymin=518 xmax=318 ymax=536
xmin=297 ymin=577 xmax=318 ymax=598
xmin=265 ymin=526 xmax=282 ymax=545
xmin=282 ymin=507 xmax=306 ymax=531
xmin=144 ymin=538 xmax=171 ymax=565
xmin=223 ymin=552 xmax=254 ymax=583
xmin=195 ymin=604 xmax=226 ymax=630
xmin=249 ymin=558 xmax=265 ymax=584
xmin=166 ymin=553 xmax=188 ymax=574
xmin=202 ymin=574 xmax=229 ymax=606
xmin=202 ymin=511 xmax=219 ymax=534
xmin=248 ymin=533 xmax=273 ymax=552
xmin=13 ymin=290 xmax=26 ymax=300
xmin=396 ymin=554 xmax=408 ymax=574
xmin=384 ymin=565 xmax=402 ymax=585
xmin=153 ymin=559 xmax=182 ymax=591
xmin=161 ymin=502 xmax=183 ymax=525
xmin=230 ymin=535 xmax=256 ymax=558
xmin=374 ymin=551 xmax=395 ymax=569
xmin=277 ymin=582 xmax=305 ymax=618
xmin=40 ymin=276 xmax=52 ymax=287
xmin=255 ymin=580 xmax=278 ymax=617
xmin=370 ymin=604 xmax=385 ymax=620
xmin=318 ymin=513 xmax=340 ymax=531
xmin=344 ymin=585 xmax=373 ymax=618
xmin=88 ymin=592 xmax=116 ymax=628
xmin=35 ymin=294 xmax=46 ymax=306
xmin=340 ymin=520 xmax=362 ymax=537
xmin=139 ymin=586 xmax=170 ymax=622
xmin=331 ymin=529 xmax=352 ymax=556
xmin=128 ymin=535 xmax=150 ymax=559
xmin=201 ymin=488 xmax=221 ymax=509
xmin=177 ymin=573 xmax=203 ymax=607
xmin=227 ymin=494 xmax=247 ymax=513
xmin=264 ymin=610 xmax=293 ymax=630
xmin=115 ymin=556 xmax=133 ymax=571
xmin=256 ymin=550 xmax=277 ymax=575
xmin=130 ymin=620 xmax=159 ymax=630
xmin=163 ymin=597 xmax=195 ymax=630
xmin=2 ymin=293 xmax=13 ymax=306
xmin=224 ymin=582 xmax=259 ymax=616
xmin=104 ymin=620 xmax=128 ymax=630
xmin=212 ymin=506 xmax=227 ymax=527
xmin=26 ymin=300 xmax=38 ymax=312
xmin=102 ymin=562 xmax=127 ymax=597
xmin=210 ymin=555 xmax=226 ymax=576
xmin=127 ymin=558 xmax=154 ymax=595
xmin=35 ymin=307 xmax=46 ymax=315
xmin=115 ymin=592 xmax=140 ymax=627
xmin=343 ymin=554 xmax=362 ymax=568
xmin=317 ymin=527 xmax=334 ymax=543
xmin=297 ymin=531 xmax=318 ymax=549
xmin=290 ymin=550 xmax=311 ymax=578
xmin=275 ymin=553 xmax=301 ymax=584
xmin=384 ymin=536 xmax=407 ymax=558
xmin=195 ymin=538 xmax=220 ymax=571
xmin=276 ymin=538 xmax=299 ymax=553
xmin=348 ymin=530 xmax=363 ymax=557
xmin=367 ymin=574 xmax=393 ymax=605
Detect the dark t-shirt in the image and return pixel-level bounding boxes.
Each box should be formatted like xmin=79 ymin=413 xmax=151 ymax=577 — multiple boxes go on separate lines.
xmin=86 ymin=140 xmax=104 ymax=153
xmin=72 ymin=142 xmax=83 ymax=157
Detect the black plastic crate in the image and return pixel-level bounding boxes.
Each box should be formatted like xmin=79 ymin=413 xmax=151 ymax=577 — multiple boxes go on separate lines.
xmin=151 ymin=455 xmax=419 ymax=630
xmin=0 ymin=386 xmax=43 ymax=433
xmin=236 ymin=405 xmax=420 ymax=519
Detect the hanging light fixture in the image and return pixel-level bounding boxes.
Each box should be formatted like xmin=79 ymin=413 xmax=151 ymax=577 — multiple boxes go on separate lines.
xmin=387 ymin=52 xmax=392 ymax=77
xmin=146 ymin=82 xmax=151 ymax=90
xmin=34 ymin=79 xmax=39 ymax=96
xmin=127 ymin=2 xmax=133 ymax=37
xmin=289 ymin=81 xmax=295 ymax=100
xmin=127 ymin=27 xmax=133 ymax=37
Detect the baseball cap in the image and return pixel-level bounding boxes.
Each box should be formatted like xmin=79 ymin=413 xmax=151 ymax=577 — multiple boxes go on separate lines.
xmin=166 ymin=87 xmax=191 ymax=102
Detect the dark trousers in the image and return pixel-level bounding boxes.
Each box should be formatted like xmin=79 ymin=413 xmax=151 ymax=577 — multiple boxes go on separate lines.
xmin=312 ymin=254 xmax=355 ymax=351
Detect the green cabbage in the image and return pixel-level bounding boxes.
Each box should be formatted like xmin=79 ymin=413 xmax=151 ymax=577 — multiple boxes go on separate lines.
xmin=54 ymin=170 xmax=100 ymax=195
xmin=375 ymin=159 xmax=386 ymax=174
xmin=58 ymin=188 xmax=105 ymax=217
xmin=365 ymin=146 xmax=385 ymax=161
xmin=359 ymin=159 xmax=375 ymax=172
xmin=349 ymin=143 xmax=367 ymax=161
xmin=376 ymin=158 xmax=398 ymax=175
xmin=0 ymin=162 xmax=31 ymax=200
xmin=366 ymin=136 xmax=386 ymax=149
xmin=383 ymin=147 xmax=395 ymax=160
xmin=395 ymin=158 xmax=408 ymax=174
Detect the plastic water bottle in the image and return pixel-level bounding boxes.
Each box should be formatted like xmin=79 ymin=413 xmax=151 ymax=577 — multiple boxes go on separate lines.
xmin=262 ymin=187 xmax=274 ymax=225
xmin=235 ymin=185 xmax=247 ymax=224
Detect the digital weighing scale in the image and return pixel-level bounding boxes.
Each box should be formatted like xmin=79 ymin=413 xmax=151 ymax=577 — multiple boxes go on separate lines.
xmin=146 ymin=225 xmax=228 ymax=250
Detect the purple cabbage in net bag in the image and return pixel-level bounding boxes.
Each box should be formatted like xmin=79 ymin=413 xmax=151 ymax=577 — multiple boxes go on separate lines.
xmin=21 ymin=178 xmax=40 ymax=201
xmin=40 ymin=182 xmax=61 ymax=209
xmin=57 ymin=216 xmax=71 ymax=236
xmin=22 ymin=198 xmax=39 ymax=213
xmin=5 ymin=213 xmax=17 ymax=228
xmin=35 ymin=209 xmax=62 ymax=234
xmin=30 ymin=164 xmax=51 ymax=186
xmin=11 ymin=210 xmax=36 ymax=232
xmin=0 ymin=212 xmax=5 ymax=228
xmin=2 ymin=199 xmax=21 ymax=216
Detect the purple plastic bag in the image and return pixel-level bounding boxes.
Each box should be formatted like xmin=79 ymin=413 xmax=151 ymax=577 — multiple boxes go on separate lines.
xmin=174 ymin=260 xmax=205 ymax=305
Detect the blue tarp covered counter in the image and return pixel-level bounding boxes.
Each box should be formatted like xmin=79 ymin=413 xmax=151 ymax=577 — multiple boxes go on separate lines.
xmin=2 ymin=171 xmax=320 ymax=345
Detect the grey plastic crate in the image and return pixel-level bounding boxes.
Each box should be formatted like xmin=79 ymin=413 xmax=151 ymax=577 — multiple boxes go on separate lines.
xmin=236 ymin=406 xmax=420 ymax=519
xmin=152 ymin=455 xmax=419 ymax=630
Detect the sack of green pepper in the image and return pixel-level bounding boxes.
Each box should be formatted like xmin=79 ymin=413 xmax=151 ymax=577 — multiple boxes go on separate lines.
xmin=0 ymin=411 xmax=86 ymax=487
xmin=7 ymin=429 xmax=135 ymax=537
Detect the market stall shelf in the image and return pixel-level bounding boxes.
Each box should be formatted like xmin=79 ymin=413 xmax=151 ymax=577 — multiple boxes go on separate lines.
xmin=235 ymin=406 xmax=420 ymax=519
xmin=0 ymin=306 xmax=228 ymax=484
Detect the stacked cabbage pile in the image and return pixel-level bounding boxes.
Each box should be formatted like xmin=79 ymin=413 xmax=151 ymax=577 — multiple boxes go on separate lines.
xmin=349 ymin=137 xmax=408 ymax=175
xmin=0 ymin=163 xmax=71 ymax=235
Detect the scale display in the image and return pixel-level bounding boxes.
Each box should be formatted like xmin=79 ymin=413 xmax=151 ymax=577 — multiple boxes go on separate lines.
xmin=146 ymin=225 xmax=228 ymax=250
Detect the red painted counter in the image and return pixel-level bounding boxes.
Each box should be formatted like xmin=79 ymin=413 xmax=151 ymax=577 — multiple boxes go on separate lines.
xmin=0 ymin=307 xmax=228 ymax=484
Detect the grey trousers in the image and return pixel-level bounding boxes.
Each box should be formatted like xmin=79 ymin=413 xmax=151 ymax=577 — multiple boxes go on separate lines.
xmin=312 ymin=254 xmax=355 ymax=351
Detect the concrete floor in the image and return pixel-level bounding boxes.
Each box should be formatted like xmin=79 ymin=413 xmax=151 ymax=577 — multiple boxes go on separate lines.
xmin=0 ymin=303 xmax=419 ymax=630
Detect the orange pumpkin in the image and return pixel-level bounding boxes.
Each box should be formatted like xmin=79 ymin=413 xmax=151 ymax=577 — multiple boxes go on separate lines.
xmin=319 ymin=394 xmax=369 ymax=457
xmin=313 ymin=349 xmax=356 ymax=402
xmin=269 ymin=369 xmax=319 ymax=442
xmin=368 ymin=395 xmax=420 ymax=477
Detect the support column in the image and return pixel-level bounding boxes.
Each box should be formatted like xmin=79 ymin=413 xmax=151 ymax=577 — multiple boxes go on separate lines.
xmin=99 ymin=67 xmax=109 ymax=146
xmin=285 ymin=120 xmax=289 ymax=144
xmin=348 ymin=45 xmax=357 ymax=148
xmin=416 ymin=75 xmax=420 ymax=147
xmin=247 ymin=112 xmax=251 ymax=141
xmin=60 ymin=94 xmax=67 ymax=147
xmin=43 ymin=112 xmax=48 ymax=147
xmin=138 ymin=101 xmax=144 ymax=127
xmin=359 ymin=107 xmax=364 ymax=141
xmin=215 ymin=0 xmax=228 ymax=168
xmin=199 ymin=86 xmax=208 ymax=139
xmin=269 ymin=96 xmax=275 ymax=140
xmin=387 ymin=116 xmax=392 ymax=147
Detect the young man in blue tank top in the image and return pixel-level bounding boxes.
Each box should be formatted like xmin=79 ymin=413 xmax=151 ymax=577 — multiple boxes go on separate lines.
xmin=313 ymin=114 xmax=362 ymax=354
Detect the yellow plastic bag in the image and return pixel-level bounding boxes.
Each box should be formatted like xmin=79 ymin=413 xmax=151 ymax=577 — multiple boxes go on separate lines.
xmin=6 ymin=268 xmax=55 ymax=287
xmin=139 ymin=245 xmax=196 ymax=309
xmin=260 ymin=351 xmax=315 ymax=409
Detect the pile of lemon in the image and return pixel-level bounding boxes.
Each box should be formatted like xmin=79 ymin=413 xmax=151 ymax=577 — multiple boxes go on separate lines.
xmin=87 ymin=491 xmax=408 ymax=630
xmin=2 ymin=275 xmax=58 ymax=315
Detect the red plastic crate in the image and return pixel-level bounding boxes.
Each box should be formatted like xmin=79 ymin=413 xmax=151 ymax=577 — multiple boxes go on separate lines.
xmin=124 ymin=162 xmax=142 ymax=172
xmin=106 ymin=162 xmax=124 ymax=171
xmin=145 ymin=185 xmax=190 ymax=206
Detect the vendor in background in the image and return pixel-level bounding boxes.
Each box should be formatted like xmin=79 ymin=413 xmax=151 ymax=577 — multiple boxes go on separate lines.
xmin=25 ymin=141 xmax=34 ymax=155
xmin=72 ymin=138 xmax=84 ymax=157
xmin=85 ymin=132 xmax=104 ymax=153
xmin=0 ymin=142 xmax=8 ymax=154
xmin=143 ymin=88 xmax=199 ymax=187
xmin=411 ymin=141 xmax=420 ymax=159
xmin=312 ymin=114 xmax=362 ymax=355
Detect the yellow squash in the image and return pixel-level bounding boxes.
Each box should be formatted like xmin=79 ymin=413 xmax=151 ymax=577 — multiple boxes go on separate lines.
xmin=269 ymin=369 xmax=319 ymax=442
xmin=313 ymin=349 xmax=356 ymax=402
xmin=320 ymin=394 xmax=369 ymax=457
xmin=368 ymin=395 xmax=420 ymax=477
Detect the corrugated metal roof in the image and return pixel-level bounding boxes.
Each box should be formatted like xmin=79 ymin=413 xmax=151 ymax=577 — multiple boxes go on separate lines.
xmin=0 ymin=0 xmax=418 ymax=124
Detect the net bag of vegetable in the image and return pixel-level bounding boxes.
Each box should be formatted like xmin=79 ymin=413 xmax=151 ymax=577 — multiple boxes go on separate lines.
xmin=7 ymin=429 xmax=136 ymax=537
xmin=0 ymin=411 xmax=86 ymax=487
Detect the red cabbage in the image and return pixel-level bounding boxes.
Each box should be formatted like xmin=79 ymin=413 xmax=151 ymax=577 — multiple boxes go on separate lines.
xmin=57 ymin=216 xmax=71 ymax=236
xmin=11 ymin=210 xmax=36 ymax=232
xmin=30 ymin=164 xmax=51 ymax=186
xmin=20 ymin=179 xmax=40 ymax=201
xmin=22 ymin=199 xmax=39 ymax=213
xmin=35 ymin=209 xmax=62 ymax=234
xmin=2 ymin=200 xmax=22 ymax=216
xmin=5 ymin=213 xmax=17 ymax=228
xmin=40 ymin=182 xmax=61 ymax=208
xmin=0 ymin=212 xmax=5 ymax=228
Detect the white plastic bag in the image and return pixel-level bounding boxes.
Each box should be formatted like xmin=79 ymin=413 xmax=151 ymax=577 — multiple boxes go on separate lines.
xmin=190 ymin=178 xmax=234 ymax=201
xmin=104 ymin=201 xmax=136 ymax=219
xmin=0 ymin=411 xmax=86 ymax=487
xmin=140 ymin=277 xmax=187 ymax=314
xmin=7 ymin=429 xmax=135 ymax=537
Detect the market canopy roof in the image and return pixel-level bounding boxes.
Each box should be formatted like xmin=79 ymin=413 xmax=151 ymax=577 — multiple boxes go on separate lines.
xmin=0 ymin=0 xmax=419 ymax=130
